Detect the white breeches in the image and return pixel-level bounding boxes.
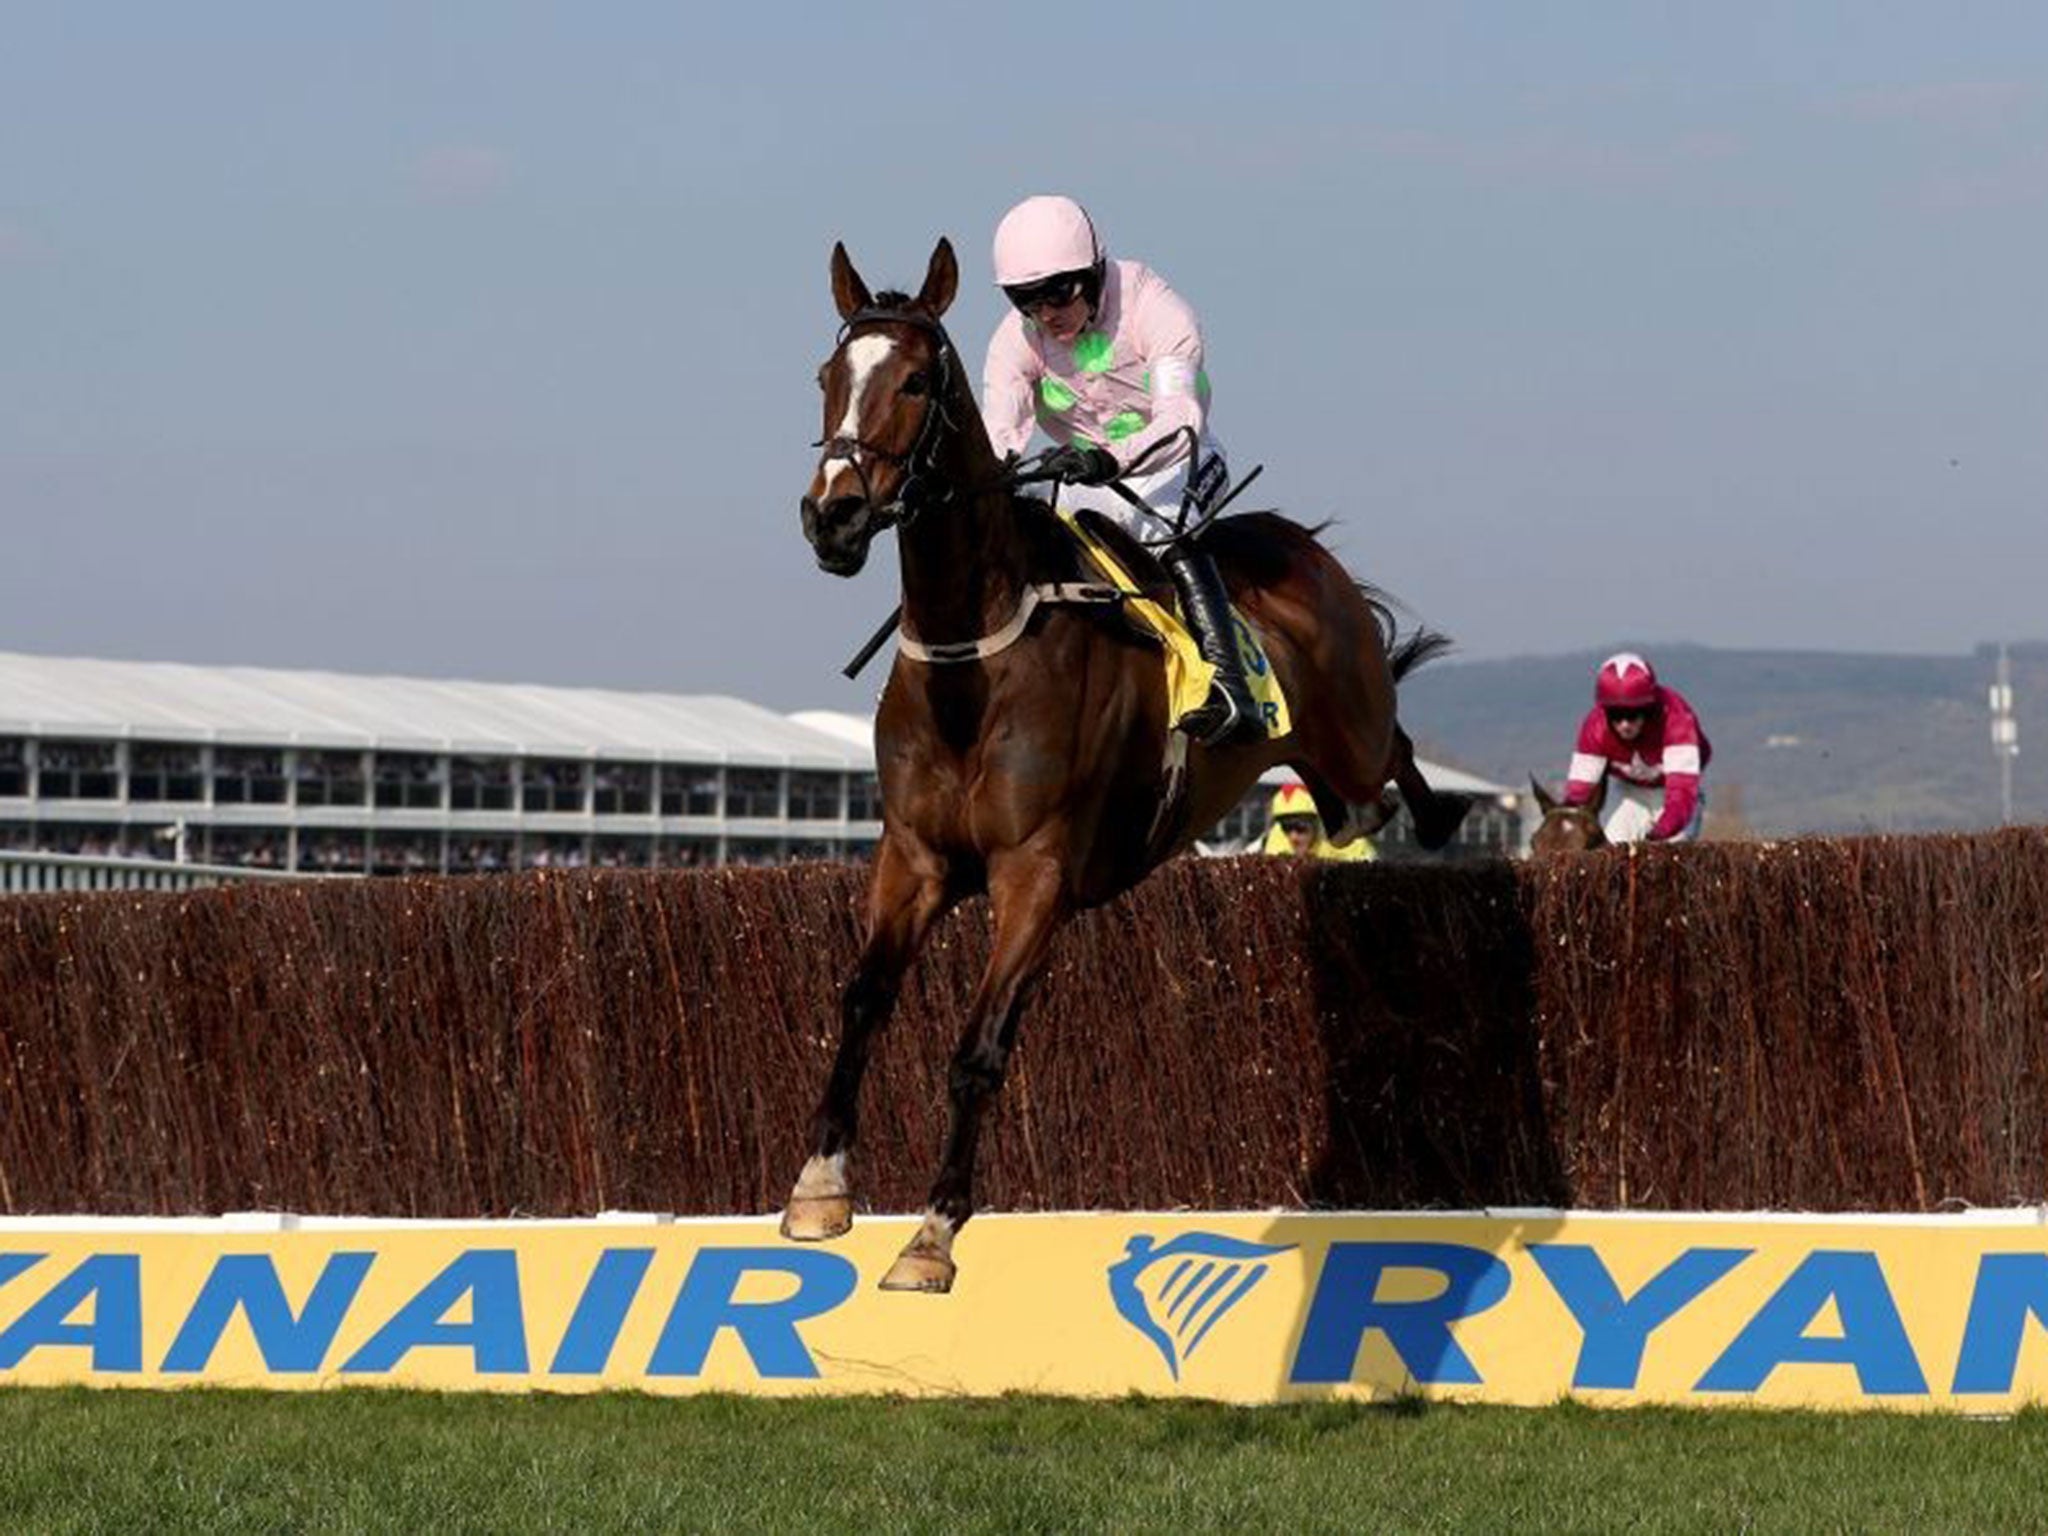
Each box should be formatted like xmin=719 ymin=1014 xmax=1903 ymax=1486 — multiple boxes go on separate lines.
xmin=1601 ymin=779 xmax=1706 ymax=844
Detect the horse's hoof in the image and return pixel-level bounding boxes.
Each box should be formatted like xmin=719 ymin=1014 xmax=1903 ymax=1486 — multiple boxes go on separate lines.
xmin=878 ymin=1247 xmax=956 ymax=1294
xmin=1332 ymin=789 xmax=1400 ymax=847
xmin=779 ymin=1194 xmax=853 ymax=1242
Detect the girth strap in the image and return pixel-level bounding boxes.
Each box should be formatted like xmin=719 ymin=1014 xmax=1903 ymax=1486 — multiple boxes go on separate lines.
xmin=896 ymin=583 xmax=1124 ymax=664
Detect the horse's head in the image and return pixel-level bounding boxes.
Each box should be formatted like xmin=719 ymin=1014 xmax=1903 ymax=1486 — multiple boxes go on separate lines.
xmin=801 ymin=239 xmax=960 ymax=577
xmin=1528 ymin=775 xmax=1608 ymax=854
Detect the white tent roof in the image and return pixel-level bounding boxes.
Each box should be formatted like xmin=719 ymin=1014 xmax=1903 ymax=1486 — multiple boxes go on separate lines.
xmin=787 ymin=709 xmax=877 ymax=753
xmin=0 ymin=651 xmax=862 ymax=768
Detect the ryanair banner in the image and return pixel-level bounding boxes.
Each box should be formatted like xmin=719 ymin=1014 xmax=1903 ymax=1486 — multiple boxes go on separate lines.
xmin=4 ymin=1211 xmax=2048 ymax=1408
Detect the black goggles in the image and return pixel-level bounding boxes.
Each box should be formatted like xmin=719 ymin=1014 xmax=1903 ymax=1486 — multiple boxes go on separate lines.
xmin=1003 ymin=271 xmax=1089 ymax=313
xmin=1604 ymin=704 xmax=1654 ymax=724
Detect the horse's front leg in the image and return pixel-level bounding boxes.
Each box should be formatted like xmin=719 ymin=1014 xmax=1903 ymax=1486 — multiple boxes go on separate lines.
xmin=781 ymin=835 xmax=950 ymax=1241
xmin=881 ymin=849 xmax=1068 ymax=1293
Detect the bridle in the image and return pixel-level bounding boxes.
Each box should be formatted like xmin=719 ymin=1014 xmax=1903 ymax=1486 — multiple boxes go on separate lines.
xmin=812 ymin=305 xmax=960 ymax=532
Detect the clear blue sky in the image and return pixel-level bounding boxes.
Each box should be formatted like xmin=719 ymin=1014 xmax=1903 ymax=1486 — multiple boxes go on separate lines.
xmin=4 ymin=3 xmax=2044 ymax=709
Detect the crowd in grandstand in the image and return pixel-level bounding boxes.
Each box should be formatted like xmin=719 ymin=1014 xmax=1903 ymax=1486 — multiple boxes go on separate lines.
xmin=0 ymin=825 xmax=766 ymax=873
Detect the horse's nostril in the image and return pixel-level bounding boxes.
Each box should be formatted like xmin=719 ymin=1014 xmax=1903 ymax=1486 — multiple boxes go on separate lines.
xmin=801 ymin=494 xmax=866 ymax=537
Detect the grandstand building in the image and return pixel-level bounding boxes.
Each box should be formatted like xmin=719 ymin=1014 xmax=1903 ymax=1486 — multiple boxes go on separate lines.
xmin=0 ymin=651 xmax=1523 ymax=882
xmin=0 ymin=652 xmax=882 ymax=876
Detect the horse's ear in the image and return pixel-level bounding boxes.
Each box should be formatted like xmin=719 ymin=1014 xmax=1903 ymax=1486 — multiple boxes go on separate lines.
xmin=915 ymin=238 xmax=959 ymax=317
xmin=1529 ymin=775 xmax=1558 ymax=813
xmin=830 ymin=242 xmax=872 ymax=321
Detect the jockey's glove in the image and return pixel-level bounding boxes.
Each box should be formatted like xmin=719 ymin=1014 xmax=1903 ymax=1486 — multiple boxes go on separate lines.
xmin=1044 ymin=444 xmax=1121 ymax=486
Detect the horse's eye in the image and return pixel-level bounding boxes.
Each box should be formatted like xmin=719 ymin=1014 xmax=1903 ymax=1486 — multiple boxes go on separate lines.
xmin=901 ymin=372 xmax=929 ymax=398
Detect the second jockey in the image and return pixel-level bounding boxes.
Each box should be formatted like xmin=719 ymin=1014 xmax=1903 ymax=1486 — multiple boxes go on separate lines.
xmin=1562 ymin=652 xmax=1712 ymax=843
xmin=981 ymin=194 xmax=1263 ymax=747
xmin=1260 ymin=781 xmax=1375 ymax=861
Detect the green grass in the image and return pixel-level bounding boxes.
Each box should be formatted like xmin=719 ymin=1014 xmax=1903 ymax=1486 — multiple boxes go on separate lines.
xmin=0 ymin=1388 xmax=2041 ymax=1534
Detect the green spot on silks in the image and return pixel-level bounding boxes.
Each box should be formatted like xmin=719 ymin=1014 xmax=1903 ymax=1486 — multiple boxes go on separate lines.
xmin=1103 ymin=411 xmax=1146 ymax=442
xmin=1072 ymin=331 xmax=1114 ymax=373
xmin=1038 ymin=377 xmax=1077 ymax=413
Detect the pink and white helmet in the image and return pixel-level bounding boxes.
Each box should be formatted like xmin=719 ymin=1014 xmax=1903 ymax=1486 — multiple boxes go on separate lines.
xmin=992 ymin=195 xmax=1103 ymax=287
xmin=1594 ymin=652 xmax=1660 ymax=710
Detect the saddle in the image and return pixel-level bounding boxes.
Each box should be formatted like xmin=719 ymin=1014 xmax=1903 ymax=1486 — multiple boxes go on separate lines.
xmin=1058 ymin=508 xmax=1291 ymax=741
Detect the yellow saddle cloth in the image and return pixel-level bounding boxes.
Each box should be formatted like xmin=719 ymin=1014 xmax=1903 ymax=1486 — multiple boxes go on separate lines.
xmin=1057 ymin=510 xmax=1292 ymax=740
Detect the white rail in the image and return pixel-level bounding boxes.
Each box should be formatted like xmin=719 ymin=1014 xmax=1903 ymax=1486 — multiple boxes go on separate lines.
xmin=0 ymin=851 xmax=319 ymax=894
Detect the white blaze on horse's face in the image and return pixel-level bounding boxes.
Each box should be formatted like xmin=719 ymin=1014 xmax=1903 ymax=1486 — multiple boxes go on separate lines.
xmin=814 ymin=333 xmax=898 ymax=503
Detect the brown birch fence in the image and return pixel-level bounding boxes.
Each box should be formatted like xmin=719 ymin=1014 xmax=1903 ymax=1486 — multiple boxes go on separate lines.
xmin=2 ymin=829 xmax=2045 ymax=1217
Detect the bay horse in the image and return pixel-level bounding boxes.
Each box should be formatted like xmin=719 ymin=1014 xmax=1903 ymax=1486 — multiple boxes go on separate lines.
xmin=788 ymin=237 xmax=1470 ymax=1291
xmin=1528 ymin=776 xmax=1609 ymax=853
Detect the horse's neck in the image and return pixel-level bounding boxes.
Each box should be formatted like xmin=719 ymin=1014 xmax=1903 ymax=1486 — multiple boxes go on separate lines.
xmin=895 ymin=413 xmax=1030 ymax=648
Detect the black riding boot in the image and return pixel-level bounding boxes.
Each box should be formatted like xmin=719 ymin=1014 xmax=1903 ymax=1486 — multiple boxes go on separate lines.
xmin=1162 ymin=544 xmax=1265 ymax=746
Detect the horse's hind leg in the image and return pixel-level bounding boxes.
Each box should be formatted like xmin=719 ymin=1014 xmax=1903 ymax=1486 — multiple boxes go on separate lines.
xmin=781 ymin=836 xmax=951 ymax=1242
xmin=1292 ymin=761 xmax=1401 ymax=847
xmin=1253 ymin=566 xmax=1402 ymax=843
xmin=1388 ymin=724 xmax=1474 ymax=851
xmin=881 ymin=848 xmax=1067 ymax=1293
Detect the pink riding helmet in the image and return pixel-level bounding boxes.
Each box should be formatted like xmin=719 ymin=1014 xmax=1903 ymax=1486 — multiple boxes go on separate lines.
xmin=992 ymin=195 xmax=1102 ymax=287
xmin=1595 ymin=652 xmax=1660 ymax=710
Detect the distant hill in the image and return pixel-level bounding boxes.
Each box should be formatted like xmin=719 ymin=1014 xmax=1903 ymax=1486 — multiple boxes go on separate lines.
xmin=1395 ymin=641 xmax=2048 ymax=836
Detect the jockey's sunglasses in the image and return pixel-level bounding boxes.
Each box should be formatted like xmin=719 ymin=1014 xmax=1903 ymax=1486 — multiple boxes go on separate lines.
xmin=1604 ymin=705 xmax=1654 ymax=724
xmin=1004 ymin=272 xmax=1087 ymax=314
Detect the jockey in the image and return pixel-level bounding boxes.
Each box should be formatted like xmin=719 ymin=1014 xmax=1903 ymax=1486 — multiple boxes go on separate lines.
xmin=1259 ymin=781 xmax=1375 ymax=861
xmin=982 ymin=194 xmax=1263 ymax=747
xmin=1563 ymin=652 xmax=1712 ymax=843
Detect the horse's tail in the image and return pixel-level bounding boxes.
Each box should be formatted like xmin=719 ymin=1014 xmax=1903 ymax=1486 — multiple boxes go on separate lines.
xmin=1388 ymin=626 xmax=1454 ymax=683
xmin=1326 ymin=544 xmax=1451 ymax=685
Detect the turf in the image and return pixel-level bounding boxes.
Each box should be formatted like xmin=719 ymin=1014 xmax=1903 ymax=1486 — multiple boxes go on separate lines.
xmin=0 ymin=1388 xmax=2040 ymax=1534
